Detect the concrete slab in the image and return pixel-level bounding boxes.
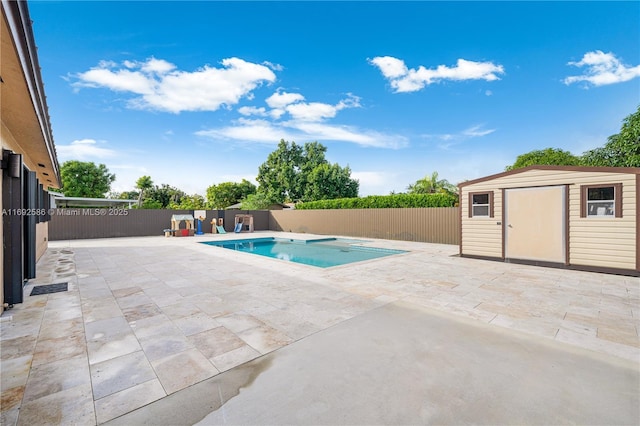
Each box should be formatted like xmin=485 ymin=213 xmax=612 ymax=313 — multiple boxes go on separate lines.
xmin=106 ymin=301 xmax=640 ymax=425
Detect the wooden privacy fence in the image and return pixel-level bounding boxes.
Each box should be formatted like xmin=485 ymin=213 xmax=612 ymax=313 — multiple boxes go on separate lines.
xmin=49 ymin=208 xmax=459 ymax=245
xmin=270 ymin=208 xmax=459 ymax=245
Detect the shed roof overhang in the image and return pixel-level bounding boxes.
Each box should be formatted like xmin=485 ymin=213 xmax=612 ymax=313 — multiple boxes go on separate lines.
xmin=458 ymin=165 xmax=640 ymax=189
xmin=1 ymin=1 xmax=60 ymax=188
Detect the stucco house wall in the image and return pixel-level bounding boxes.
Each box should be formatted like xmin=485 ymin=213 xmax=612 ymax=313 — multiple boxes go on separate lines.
xmin=1 ymin=1 xmax=60 ymax=312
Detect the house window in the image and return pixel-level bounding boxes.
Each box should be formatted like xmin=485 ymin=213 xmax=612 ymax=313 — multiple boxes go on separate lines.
xmin=580 ymin=183 xmax=622 ymax=218
xmin=469 ymin=192 xmax=493 ymax=218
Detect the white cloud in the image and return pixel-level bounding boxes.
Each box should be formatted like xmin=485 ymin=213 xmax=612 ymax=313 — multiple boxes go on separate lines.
xmin=268 ymin=109 xmax=286 ymax=119
xmin=285 ymin=102 xmax=342 ymax=121
xmin=563 ymin=50 xmax=640 ymax=87
xmin=288 ymin=121 xmax=406 ymax=148
xmin=76 ymin=67 xmax=154 ymax=95
xmin=262 ymin=61 xmax=284 ymax=72
xmin=196 ymin=117 xmax=407 ymax=149
xmin=73 ymin=57 xmax=277 ymax=113
xmin=238 ymin=106 xmax=268 ymax=116
xmin=266 ymin=91 xmax=305 ymax=108
xmin=422 ymin=124 xmax=495 ymax=150
xmin=369 ymin=56 xmax=505 ymax=93
xmin=56 ymin=139 xmax=118 ymax=160
xmin=196 ymin=118 xmax=293 ymax=144
xmin=196 ymin=80 xmax=398 ymax=149
xmin=140 ymin=57 xmax=176 ymax=74
xmin=462 ymin=125 xmax=495 ymax=138
xmin=197 ymin=90 xmax=389 ymax=147
xmin=369 ymin=56 xmax=408 ymax=79
xmin=282 ymin=93 xmax=361 ymax=122
xmin=262 ymin=91 xmax=361 ymax=122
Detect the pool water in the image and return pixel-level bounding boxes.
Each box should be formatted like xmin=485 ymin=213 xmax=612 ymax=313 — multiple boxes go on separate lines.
xmin=201 ymin=237 xmax=406 ymax=268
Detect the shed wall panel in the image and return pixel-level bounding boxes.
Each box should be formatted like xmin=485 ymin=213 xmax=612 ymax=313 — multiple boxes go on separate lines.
xmin=566 ymin=173 xmax=636 ymax=269
xmin=461 ymin=188 xmax=502 ymax=258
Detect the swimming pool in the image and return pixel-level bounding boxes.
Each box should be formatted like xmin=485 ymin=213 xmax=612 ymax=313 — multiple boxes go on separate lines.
xmin=200 ymin=237 xmax=407 ymax=268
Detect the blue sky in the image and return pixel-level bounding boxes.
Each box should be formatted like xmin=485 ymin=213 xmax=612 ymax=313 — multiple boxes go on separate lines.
xmin=30 ymin=1 xmax=640 ymax=197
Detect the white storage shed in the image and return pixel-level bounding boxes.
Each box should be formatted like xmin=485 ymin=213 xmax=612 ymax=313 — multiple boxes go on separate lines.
xmin=458 ymin=166 xmax=639 ymax=276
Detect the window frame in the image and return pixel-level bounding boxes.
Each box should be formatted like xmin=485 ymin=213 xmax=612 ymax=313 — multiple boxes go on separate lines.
xmin=580 ymin=183 xmax=622 ymax=218
xmin=468 ymin=191 xmax=494 ymax=218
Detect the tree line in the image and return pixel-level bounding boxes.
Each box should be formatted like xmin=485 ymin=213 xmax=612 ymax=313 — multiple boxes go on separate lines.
xmin=57 ymin=105 xmax=638 ymax=208
xmin=57 ymin=139 xmax=360 ymax=209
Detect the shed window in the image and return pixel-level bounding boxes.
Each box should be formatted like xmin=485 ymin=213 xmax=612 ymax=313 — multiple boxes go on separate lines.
xmin=469 ymin=192 xmax=493 ymax=218
xmin=580 ymin=183 xmax=622 ymax=218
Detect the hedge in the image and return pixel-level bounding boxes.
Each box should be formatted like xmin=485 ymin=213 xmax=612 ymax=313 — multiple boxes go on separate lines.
xmin=296 ymin=193 xmax=458 ymax=209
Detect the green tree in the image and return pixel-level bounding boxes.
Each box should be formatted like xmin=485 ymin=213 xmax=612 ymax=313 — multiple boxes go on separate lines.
xmin=140 ymin=198 xmax=163 ymax=209
xmin=241 ymin=191 xmax=275 ymax=210
xmin=256 ymin=139 xmax=359 ymax=203
xmin=169 ymin=194 xmax=206 ymax=210
xmin=60 ymin=161 xmax=115 ymax=198
xmin=505 ymin=148 xmax=581 ymax=171
xmin=306 ymin=163 xmax=359 ymax=201
xmin=297 ymin=142 xmax=329 ymax=197
xmin=237 ymin=179 xmax=257 ymax=200
xmin=582 ymin=105 xmax=640 ymax=167
xmin=407 ymin=171 xmax=457 ymax=196
xmin=144 ymin=184 xmax=186 ymax=209
xmin=118 ymin=190 xmax=139 ymax=200
xmin=135 ymin=175 xmax=154 ymax=208
xmin=257 ymin=140 xmax=305 ymax=202
xmin=206 ymin=179 xmax=257 ymax=209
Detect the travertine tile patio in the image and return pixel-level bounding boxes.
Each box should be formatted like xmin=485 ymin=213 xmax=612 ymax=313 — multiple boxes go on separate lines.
xmin=1 ymin=232 xmax=638 ymax=425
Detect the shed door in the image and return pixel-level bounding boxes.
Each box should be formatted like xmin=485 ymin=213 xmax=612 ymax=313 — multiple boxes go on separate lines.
xmin=505 ymin=186 xmax=566 ymax=263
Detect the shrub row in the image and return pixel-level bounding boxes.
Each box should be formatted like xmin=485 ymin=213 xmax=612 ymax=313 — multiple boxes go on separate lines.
xmin=296 ymin=193 xmax=458 ymax=210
